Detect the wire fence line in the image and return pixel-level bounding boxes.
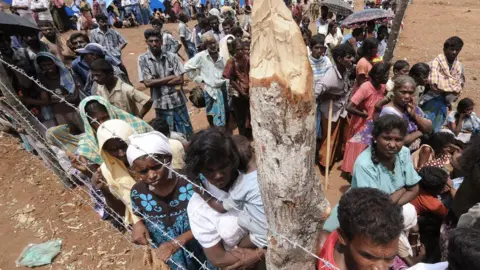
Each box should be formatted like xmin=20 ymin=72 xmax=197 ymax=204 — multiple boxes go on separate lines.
xmin=0 ymin=58 xmax=339 ymax=270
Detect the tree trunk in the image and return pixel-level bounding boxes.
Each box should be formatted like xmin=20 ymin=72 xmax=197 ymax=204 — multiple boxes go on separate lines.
xmin=383 ymin=0 xmax=410 ymax=64
xmin=250 ymin=0 xmax=330 ymax=269
xmin=0 ymin=63 xmax=72 ymax=188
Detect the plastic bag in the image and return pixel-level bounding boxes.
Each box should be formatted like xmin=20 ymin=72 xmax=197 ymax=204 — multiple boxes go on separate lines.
xmin=15 ymin=239 xmax=62 ymax=268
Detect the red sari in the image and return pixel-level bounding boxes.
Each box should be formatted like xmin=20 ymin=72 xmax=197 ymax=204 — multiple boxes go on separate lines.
xmin=342 ymin=81 xmax=385 ymax=174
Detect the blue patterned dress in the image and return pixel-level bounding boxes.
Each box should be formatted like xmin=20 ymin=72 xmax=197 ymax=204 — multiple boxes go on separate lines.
xmin=130 ymin=178 xmax=209 ymax=270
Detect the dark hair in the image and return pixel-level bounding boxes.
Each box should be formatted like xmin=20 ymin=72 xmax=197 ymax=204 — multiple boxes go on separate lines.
xmin=358 ymin=37 xmax=379 ymax=58
xmin=309 ymin=34 xmax=326 ymax=48
xmin=369 ymin=62 xmax=391 ymax=84
xmin=331 ymin=43 xmax=355 ymax=63
xmin=178 ymin=12 xmax=189 ymax=22
xmin=460 ymin=136 xmax=480 ymax=190
xmin=231 ymin=26 xmax=243 ymax=37
xmin=89 ymin=59 xmax=114 ymax=74
xmin=36 ymin=55 xmax=55 ymax=65
xmin=338 ymin=188 xmax=404 ymax=245
xmin=301 ymin=27 xmax=312 ymax=41
xmin=430 ymin=132 xmax=455 ymax=154
xmin=38 ymin=20 xmax=54 ymax=28
xmin=222 ymin=17 xmax=234 ymax=27
xmin=377 ymin=25 xmax=388 ymax=34
xmin=418 ymin=166 xmax=449 ymax=195
xmin=232 ymin=135 xmax=252 ymax=173
xmin=457 ymin=98 xmax=475 ymax=114
xmin=393 ymin=60 xmax=409 ymax=72
xmin=149 ymin=118 xmax=170 ymax=137
xmin=327 ymin=21 xmax=337 ymax=34
xmin=198 ymin=17 xmax=209 ymax=29
xmin=444 ymin=36 xmax=464 ymax=50
xmin=185 ymin=128 xmax=243 ymax=180
xmin=409 ymin=62 xmax=430 ymax=78
xmin=196 ymin=13 xmax=206 ymax=20
xmin=95 ymin=14 xmax=108 ymax=22
xmin=302 ymin=16 xmax=310 ymax=23
xmin=69 ymin=32 xmax=90 ymax=43
xmin=352 ymin=28 xmax=364 ymax=38
xmin=448 ymin=228 xmax=480 ymax=270
xmin=84 ymin=100 xmax=108 ymax=118
xmin=208 ymin=15 xmax=219 ymax=23
xmin=371 ymin=114 xmax=408 ymax=164
xmin=321 ymin=5 xmax=329 ymax=11
xmin=150 ymin=18 xmax=163 ymax=27
xmin=144 ymin=29 xmax=162 ymax=40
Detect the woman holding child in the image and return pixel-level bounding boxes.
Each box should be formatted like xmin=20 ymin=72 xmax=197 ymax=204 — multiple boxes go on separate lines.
xmin=185 ymin=128 xmax=267 ymax=269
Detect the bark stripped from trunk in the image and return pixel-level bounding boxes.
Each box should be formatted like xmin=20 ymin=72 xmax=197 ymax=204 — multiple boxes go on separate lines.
xmin=384 ymin=0 xmax=410 ymax=64
xmin=250 ymin=0 xmax=330 ymax=269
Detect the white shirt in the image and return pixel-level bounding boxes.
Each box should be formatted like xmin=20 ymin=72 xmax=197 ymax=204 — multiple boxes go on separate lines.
xmin=187 ymin=181 xmax=247 ymax=250
xmin=178 ymin=21 xmax=193 ymax=42
xmin=30 ymin=0 xmax=53 ymax=21
xmin=378 ymin=39 xmax=387 ymax=57
xmin=121 ymin=0 xmax=132 ymax=6
xmin=184 ymin=50 xmax=226 ymax=100
xmin=12 ymin=0 xmax=34 ymax=19
xmin=407 ymin=262 xmax=448 ymax=270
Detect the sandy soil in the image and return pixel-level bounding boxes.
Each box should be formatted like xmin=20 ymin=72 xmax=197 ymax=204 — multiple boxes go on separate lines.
xmin=0 ymin=0 xmax=479 ymax=268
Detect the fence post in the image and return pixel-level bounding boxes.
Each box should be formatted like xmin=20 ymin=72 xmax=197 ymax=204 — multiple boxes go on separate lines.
xmin=0 ymin=63 xmax=73 ymax=187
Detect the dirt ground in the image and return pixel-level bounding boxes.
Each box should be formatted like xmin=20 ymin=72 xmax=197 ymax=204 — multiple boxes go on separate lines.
xmin=1 ymin=0 xmax=479 ymax=268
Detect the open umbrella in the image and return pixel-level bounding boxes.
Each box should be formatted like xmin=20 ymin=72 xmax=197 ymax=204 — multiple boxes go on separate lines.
xmin=321 ymin=0 xmax=354 ymax=17
xmin=341 ymin=8 xmax=394 ymax=28
xmin=0 ymin=12 xmax=39 ymax=36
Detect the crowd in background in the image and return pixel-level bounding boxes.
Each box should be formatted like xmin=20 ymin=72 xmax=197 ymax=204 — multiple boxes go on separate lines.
xmin=2 ymin=0 xmax=480 ymax=269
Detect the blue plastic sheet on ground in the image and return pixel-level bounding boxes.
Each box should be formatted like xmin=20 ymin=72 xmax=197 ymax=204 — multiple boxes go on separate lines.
xmin=15 ymin=239 xmax=62 ymax=268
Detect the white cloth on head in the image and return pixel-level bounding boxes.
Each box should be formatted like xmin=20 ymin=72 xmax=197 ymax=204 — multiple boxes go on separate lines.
xmin=126 ymin=131 xmax=172 ymax=166
xmin=399 ymin=203 xmax=418 ymax=257
xmin=96 ymin=119 xmax=139 ymax=225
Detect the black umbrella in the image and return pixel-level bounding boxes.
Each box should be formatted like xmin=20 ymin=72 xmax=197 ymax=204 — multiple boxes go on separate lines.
xmin=341 ymin=8 xmax=394 ymax=28
xmin=0 ymin=12 xmax=39 ymax=36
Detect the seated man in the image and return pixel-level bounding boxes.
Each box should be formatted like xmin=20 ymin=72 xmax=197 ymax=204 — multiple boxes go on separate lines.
xmin=90 ymin=59 xmax=152 ymax=119
xmin=318 ymin=188 xmax=404 ymax=269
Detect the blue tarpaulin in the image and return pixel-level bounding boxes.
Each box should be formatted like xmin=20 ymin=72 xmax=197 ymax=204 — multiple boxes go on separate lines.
xmin=150 ymin=0 xmax=165 ymax=11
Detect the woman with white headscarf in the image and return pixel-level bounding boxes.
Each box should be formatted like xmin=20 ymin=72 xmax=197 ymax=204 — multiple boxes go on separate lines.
xmin=94 ymin=119 xmax=139 ymax=225
xmin=126 ymin=131 xmax=211 ymax=269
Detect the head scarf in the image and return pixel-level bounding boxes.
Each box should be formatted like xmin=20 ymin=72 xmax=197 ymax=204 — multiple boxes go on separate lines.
xmin=97 ymin=119 xmax=140 ymax=225
xmin=34 ymin=52 xmax=76 ymax=94
xmin=399 ymin=203 xmax=418 ymax=257
xmin=46 ymin=124 xmax=81 ymax=154
xmin=77 ymin=96 xmax=153 ymax=164
xmin=126 ymin=131 xmax=172 ymax=166
xmin=209 ymin=8 xmax=222 ymax=22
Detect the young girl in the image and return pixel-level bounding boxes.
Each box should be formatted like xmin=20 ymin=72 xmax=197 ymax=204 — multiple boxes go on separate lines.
xmin=447 ymin=98 xmax=480 ymax=143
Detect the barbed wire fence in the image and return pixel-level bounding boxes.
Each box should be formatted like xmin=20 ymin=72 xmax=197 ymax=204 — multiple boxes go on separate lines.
xmin=0 ymin=59 xmax=339 ymax=270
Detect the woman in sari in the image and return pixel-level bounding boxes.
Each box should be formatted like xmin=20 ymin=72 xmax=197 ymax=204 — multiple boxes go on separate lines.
xmin=31 ymin=52 xmax=81 ymax=128
xmin=74 ymin=96 xmax=152 ymax=175
xmin=342 ymin=62 xmax=390 ymax=175
xmin=343 ymin=76 xmax=432 ymax=173
xmin=92 ymin=119 xmax=140 ymax=226
xmin=353 ymin=38 xmax=378 ymax=92
xmin=127 ymin=131 xmax=210 ymax=269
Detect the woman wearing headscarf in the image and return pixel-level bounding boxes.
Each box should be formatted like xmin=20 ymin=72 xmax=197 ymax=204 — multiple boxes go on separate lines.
xmin=74 ymin=96 xmax=152 ymax=175
xmin=32 ymin=52 xmax=82 ymax=128
xmin=93 ymin=119 xmax=140 ymax=226
xmin=127 ymin=131 xmax=211 ymax=269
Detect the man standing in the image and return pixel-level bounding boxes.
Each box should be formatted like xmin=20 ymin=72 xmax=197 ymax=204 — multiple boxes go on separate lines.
xmin=39 ymin=21 xmax=75 ymax=64
xmin=151 ymin=19 xmax=182 ymax=56
xmin=91 ymin=14 xmax=128 ymax=62
xmin=185 ymin=33 xmax=227 ymax=127
xmin=421 ymin=36 xmax=465 ymax=132
xmin=139 ymin=0 xmax=151 ymax=25
xmin=30 ymin=0 xmax=54 ymax=23
xmin=315 ymin=43 xmax=354 ymax=169
xmin=178 ymin=13 xmax=196 ymax=59
xmin=138 ymin=29 xmax=193 ymax=138
xmin=91 ymin=59 xmax=152 ymax=118
xmin=316 ymin=5 xmax=330 ymax=35
xmin=205 ymin=15 xmax=223 ymax=42
xmin=11 ymin=0 xmax=36 ymax=24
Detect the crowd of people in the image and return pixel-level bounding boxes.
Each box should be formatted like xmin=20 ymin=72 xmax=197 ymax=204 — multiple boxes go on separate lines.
xmin=2 ymin=0 xmax=480 ymax=269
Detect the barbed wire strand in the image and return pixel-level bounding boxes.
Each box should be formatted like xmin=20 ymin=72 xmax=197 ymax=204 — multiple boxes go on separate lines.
xmin=0 ymin=58 xmax=339 ymax=270
xmin=0 ymin=87 xmax=211 ymax=270
xmin=0 ymin=105 xmax=190 ymax=270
